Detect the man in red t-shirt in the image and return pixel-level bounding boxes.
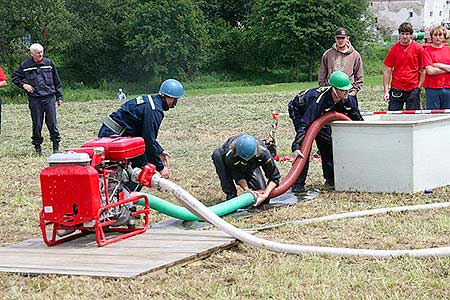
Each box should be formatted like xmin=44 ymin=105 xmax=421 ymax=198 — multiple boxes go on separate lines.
xmin=383 ymin=22 xmax=425 ymax=110
xmin=0 ymin=67 xmax=7 ymax=134
xmin=422 ymin=25 xmax=450 ymax=109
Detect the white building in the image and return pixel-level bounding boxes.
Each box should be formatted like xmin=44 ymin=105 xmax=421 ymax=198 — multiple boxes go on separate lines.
xmin=370 ymin=0 xmax=450 ymax=32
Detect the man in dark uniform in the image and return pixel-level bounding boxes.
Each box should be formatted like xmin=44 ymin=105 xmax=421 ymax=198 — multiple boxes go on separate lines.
xmin=12 ymin=43 xmax=63 ymax=155
xmin=212 ymin=134 xmax=281 ymax=206
xmin=98 ymin=79 xmax=183 ymax=179
xmin=288 ymin=70 xmax=363 ymax=193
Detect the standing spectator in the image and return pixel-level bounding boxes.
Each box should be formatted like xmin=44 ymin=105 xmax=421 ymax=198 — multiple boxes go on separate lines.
xmin=116 ymin=88 xmax=127 ymax=101
xmin=288 ymin=71 xmax=363 ymax=193
xmin=98 ymin=79 xmax=184 ymax=180
xmin=383 ymin=22 xmax=425 ymax=111
xmin=211 ymin=134 xmax=281 ymax=206
xmin=318 ymin=27 xmax=364 ymax=98
xmin=0 ymin=66 xmax=7 ymax=134
xmin=422 ymin=25 xmax=450 ymax=109
xmin=12 ymin=43 xmax=63 ymax=155
xmin=420 ymin=31 xmax=432 ymax=50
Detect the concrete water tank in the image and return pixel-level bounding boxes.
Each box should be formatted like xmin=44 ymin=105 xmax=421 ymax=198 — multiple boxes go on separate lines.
xmin=330 ymin=114 xmax=450 ymax=193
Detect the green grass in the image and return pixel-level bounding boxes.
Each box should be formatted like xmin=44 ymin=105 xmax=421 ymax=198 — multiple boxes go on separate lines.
xmin=0 ymin=84 xmax=449 ymax=299
xmin=2 ymin=73 xmax=386 ymax=104
xmin=184 ymin=74 xmax=385 ymax=97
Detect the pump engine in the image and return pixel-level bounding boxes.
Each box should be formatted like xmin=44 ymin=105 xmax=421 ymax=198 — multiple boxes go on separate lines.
xmin=39 ymin=137 xmax=155 ymax=247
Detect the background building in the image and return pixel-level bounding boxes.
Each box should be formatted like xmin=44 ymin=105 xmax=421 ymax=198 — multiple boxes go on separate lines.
xmin=370 ymin=0 xmax=450 ymax=32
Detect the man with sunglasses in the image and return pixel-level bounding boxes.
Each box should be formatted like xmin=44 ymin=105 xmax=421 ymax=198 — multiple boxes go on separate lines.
xmin=98 ymin=79 xmax=183 ymax=179
xmin=319 ymin=28 xmax=364 ymax=98
xmin=383 ymin=22 xmax=425 ymax=111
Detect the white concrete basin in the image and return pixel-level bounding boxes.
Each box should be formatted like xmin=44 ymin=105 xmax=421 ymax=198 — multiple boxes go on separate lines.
xmin=330 ymin=114 xmax=450 ymax=193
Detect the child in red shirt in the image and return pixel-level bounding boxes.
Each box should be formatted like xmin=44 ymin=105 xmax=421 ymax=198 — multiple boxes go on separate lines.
xmin=422 ymin=25 xmax=450 ymax=109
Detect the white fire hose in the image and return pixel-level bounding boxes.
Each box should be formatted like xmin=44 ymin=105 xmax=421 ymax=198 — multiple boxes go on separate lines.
xmin=152 ymin=174 xmax=450 ymax=259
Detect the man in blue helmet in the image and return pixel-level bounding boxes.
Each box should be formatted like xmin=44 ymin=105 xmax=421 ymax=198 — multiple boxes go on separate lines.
xmin=288 ymin=71 xmax=363 ymax=193
xmin=98 ymin=79 xmax=183 ymax=179
xmin=211 ymin=134 xmax=281 ymax=206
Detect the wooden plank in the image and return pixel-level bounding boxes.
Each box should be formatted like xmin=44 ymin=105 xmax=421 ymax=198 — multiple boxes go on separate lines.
xmin=0 ymin=229 xmax=240 ymax=278
xmin=0 ymin=266 xmax=138 ymax=278
xmin=0 ymin=248 xmax=214 ymax=256
xmin=0 ymin=241 xmax=239 ymax=278
xmin=9 ymin=229 xmax=234 ymax=248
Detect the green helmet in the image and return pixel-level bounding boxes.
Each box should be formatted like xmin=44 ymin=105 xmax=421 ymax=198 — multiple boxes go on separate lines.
xmin=328 ymin=71 xmax=352 ymax=91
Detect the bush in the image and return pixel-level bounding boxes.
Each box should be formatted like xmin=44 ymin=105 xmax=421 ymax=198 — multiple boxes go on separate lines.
xmin=360 ymin=43 xmax=390 ymax=76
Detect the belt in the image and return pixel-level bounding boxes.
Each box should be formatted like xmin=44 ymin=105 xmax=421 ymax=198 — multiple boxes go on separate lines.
xmin=103 ymin=116 xmax=125 ymax=135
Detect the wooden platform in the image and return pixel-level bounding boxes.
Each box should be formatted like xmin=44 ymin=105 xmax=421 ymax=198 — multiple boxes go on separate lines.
xmin=0 ymin=229 xmax=238 ymax=278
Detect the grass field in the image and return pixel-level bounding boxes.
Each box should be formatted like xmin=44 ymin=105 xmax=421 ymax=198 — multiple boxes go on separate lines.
xmin=0 ymin=84 xmax=449 ymax=299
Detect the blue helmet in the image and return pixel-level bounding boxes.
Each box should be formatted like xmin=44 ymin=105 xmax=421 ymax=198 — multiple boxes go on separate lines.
xmin=236 ymin=135 xmax=257 ymax=161
xmin=159 ymin=79 xmax=184 ymax=98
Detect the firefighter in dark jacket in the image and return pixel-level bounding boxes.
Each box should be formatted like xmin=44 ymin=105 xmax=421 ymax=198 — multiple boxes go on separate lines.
xmin=12 ymin=43 xmax=63 ymax=155
xmin=98 ymin=79 xmax=183 ymax=179
xmin=212 ymin=134 xmax=281 ymax=207
xmin=288 ymin=70 xmax=363 ymax=193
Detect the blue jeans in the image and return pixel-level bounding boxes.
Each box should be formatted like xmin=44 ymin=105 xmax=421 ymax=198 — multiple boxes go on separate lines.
xmin=425 ymin=88 xmax=450 ymax=109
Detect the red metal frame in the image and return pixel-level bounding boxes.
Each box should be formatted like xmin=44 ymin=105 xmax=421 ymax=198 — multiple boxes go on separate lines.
xmin=39 ymin=137 xmax=154 ymax=247
xmin=40 ymin=194 xmax=150 ymax=247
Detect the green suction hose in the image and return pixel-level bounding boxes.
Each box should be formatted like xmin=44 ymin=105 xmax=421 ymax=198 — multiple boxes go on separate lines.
xmin=136 ymin=192 xmax=255 ymax=221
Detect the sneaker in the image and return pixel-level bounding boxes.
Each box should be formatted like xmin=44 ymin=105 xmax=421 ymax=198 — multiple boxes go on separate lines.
xmin=291 ymin=183 xmax=306 ymax=193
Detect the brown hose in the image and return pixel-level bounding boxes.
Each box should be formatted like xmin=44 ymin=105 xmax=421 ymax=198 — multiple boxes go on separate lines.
xmin=269 ymin=111 xmax=351 ymax=198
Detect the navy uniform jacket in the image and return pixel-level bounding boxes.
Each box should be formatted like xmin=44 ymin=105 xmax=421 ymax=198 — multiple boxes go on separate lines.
xmin=220 ymin=135 xmax=281 ymax=186
xmin=107 ymin=94 xmax=167 ymax=171
xmin=289 ymin=87 xmax=363 ymax=151
xmin=12 ymin=57 xmax=63 ymax=100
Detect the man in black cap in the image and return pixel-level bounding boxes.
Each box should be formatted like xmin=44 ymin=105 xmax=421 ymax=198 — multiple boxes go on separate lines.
xmin=318 ymin=27 xmax=364 ymax=98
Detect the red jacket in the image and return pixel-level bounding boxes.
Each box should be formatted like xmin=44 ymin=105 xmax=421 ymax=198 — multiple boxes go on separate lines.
xmin=0 ymin=67 xmax=7 ymax=81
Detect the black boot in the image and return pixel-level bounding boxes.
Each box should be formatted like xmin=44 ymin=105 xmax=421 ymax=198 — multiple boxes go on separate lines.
xmin=35 ymin=145 xmax=42 ymax=156
xmin=226 ymin=193 xmax=237 ymax=200
xmin=53 ymin=142 xmax=60 ymax=153
xmin=324 ymin=180 xmax=335 ymax=191
xmin=291 ymin=183 xmax=305 ymax=193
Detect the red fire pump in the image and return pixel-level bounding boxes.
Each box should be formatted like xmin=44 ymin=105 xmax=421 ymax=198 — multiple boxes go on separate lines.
xmin=39 ymin=137 xmax=156 ymax=247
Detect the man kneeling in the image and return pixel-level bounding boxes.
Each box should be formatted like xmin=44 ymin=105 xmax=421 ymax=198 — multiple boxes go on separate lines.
xmin=211 ymin=134 xmax=281 ymax=207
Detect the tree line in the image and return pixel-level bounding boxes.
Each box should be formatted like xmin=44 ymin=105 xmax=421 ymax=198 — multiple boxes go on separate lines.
xmin=0 ymin=0 xmax=371 ymax=89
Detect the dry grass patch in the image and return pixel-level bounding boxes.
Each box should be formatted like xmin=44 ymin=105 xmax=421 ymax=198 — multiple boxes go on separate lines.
xmin=0 ymin=86 xmax=449 ymax=299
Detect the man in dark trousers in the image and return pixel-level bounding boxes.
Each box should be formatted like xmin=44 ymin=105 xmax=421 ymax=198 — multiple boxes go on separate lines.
xmin=288 ymin=70 xmax=363 ymax=193
xmin=98 ymin=79 xmax=184 ymax=179
xmin=12 ymin=43 xmax=63 ymax=155
xmin=383 ymin=22 xmax=425 ymax=110
xmin=211 ymin=134 xmax=281 ymax=207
